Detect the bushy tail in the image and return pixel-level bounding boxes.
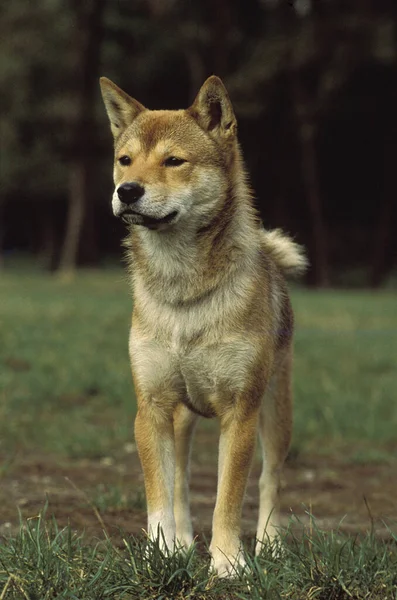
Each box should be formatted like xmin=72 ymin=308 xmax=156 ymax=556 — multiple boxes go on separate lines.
xmin=261 ymin=229 xmax=308 ymax=277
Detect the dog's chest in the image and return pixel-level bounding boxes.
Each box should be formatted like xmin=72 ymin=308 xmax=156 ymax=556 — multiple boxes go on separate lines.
xmin=130 ymin=319 xmax=258 ymax=417
xmin=130 ymin=266 xmax=263 ymax=414
xmin=180 ymin=339 xmax=258 ymax=415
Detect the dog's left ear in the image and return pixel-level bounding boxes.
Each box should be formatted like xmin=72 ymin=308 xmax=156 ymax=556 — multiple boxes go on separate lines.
xmin=188 ymin=76 xmax=237 ymax=140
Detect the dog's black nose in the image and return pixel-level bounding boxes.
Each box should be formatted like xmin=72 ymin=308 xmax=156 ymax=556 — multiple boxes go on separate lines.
xmin=117 ymin=182 xmax=145 ymax=204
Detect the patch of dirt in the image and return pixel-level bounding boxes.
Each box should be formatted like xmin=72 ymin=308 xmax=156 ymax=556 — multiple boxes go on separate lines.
xmin=0 ymin=429 xmax=396 ymax=544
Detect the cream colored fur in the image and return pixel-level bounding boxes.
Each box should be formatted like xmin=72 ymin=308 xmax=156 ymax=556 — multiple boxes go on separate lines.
xmin=261 ymin=228 xmax=308 ymax=276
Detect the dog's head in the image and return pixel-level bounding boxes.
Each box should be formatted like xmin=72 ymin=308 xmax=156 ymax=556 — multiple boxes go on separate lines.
xmin=100 ymin=76 xmax=239 ymax=231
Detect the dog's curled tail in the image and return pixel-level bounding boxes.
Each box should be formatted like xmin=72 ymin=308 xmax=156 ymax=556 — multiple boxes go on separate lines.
xmin=262 ymin=229 xmax=308 ymax=277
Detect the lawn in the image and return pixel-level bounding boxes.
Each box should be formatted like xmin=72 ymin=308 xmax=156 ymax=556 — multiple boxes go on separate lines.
xmin=0 ymin=267 xmax=396 ymax=598
xmin=1 ymin=267 xmax=396 ymax=457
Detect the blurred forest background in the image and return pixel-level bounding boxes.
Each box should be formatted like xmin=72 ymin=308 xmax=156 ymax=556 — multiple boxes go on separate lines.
xmin=1 ymin=0 xmax=396 ymax=287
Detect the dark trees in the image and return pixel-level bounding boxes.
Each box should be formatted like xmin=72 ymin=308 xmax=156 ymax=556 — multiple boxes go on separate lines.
xmin=1 ymin=0 xmax=396 ymax=285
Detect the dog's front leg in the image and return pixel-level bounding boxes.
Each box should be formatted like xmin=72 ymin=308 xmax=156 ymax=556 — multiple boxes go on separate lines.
xmin=134 ymin=404 xmax=176 ymax=551
xmin=173 ymin=404 xmax=198 ymax=548
xmin=210 ymin=408 xmax=259 ymax=577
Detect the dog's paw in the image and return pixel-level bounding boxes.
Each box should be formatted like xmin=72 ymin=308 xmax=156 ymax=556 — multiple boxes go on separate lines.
xmin=147 ymin=512 xmax=176 ymax=553
xmin=255 ymin=534 xmax=283 ymax=558
xmin=175 ymin=530 xmax=195 ymax=551
xmin=210 ymin=546 xmax=246 ymax=578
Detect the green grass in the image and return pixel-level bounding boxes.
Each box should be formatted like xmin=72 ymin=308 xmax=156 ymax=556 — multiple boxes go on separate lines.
xmin=292 ymin=289 xmax=397 ymax=453
xmin=92 ymin=483 xmax=146 ymax=513
xmin=0 ymin=507 xmax=396 ymax=599
xmin=1 ymin=267 xmax=397 ymax=597
xmin=1 ymin=268 xmax=396 ymax=458
xmin=0 ymin=268 xmax=134 ymax=457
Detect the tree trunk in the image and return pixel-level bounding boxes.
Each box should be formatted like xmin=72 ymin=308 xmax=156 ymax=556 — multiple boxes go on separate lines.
xmin=370 ymin=146 xmax=394 ymax=287
xmin=58 ymin=0 xmax=105 ymax=276
xmin=0 ymin=198 xmax=4 ymax=270
xmin=297 ymin=118 xmax=328 ymax=286
xmin=58 ymin=163 xmax=86 ymax=276
xmin=78 ymin=156 xmax=100 ymax=267
xmin=289 ymin=51 xmax=329 ymax=287
xmin=185 ymin=47 xmax=206 ymax=104
xmin=38 ymin=208 xmax=57 ymax=271
xmin=209 ymin=0 xmax=233 ymax=77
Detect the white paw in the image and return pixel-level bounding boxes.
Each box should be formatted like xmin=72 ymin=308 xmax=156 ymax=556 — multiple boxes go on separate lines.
xmin=210 ymin=546 xmax=246 ymax=578
xmin=175 ymin=530 xmax=194 ymax=550
xmin=255 ymin=535 xmax=283 ymax=558
xmin=147 ymin=511 xmax=176 ymax=553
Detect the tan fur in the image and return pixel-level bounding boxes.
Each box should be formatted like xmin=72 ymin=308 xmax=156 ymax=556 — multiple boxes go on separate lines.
xmin=100 ymin=75 xmax=307 ymax=577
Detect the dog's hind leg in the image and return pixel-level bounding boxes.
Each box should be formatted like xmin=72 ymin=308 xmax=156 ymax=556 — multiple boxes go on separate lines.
xmin=255 ymin=347 xmax=293 ymax=555
xmin=173 ymin=403 xmax=198 ymax=548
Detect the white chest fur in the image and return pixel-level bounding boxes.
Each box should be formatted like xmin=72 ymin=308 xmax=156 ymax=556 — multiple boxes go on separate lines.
xmin=129 ymin=270 xmax=261 ymax=416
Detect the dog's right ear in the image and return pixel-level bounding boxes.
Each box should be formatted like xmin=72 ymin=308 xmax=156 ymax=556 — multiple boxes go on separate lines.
xmin=100 ymin=77 xmax=146 ymax=140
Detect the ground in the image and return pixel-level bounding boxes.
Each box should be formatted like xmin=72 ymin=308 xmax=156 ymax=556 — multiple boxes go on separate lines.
xmin=0 ymin=429 xmax=395 ymax=546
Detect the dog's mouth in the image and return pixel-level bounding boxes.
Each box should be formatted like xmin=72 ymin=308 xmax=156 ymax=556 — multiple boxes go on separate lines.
xmin=121 ymin=210 xmax=178 ymax=229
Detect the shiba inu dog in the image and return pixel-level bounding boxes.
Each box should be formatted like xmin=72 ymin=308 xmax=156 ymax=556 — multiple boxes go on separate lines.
xmin=100 ymin=75 xmax=307 ymax=577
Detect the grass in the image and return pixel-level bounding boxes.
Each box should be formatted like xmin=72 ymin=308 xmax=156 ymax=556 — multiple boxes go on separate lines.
xmin=1 ymin=265 xmax=397 ymax=597
xmin=1 ymin=267 xmax=396 ymax=459
xmin=0 ymin=507 xmax=396 ymax=599
xmin=292 ymin=288 xmax=397 ymax=455
xmin=0 ymin=268 xmax=134 ymax=458
xmin=92 ymin=484 xmax=146 ymax=513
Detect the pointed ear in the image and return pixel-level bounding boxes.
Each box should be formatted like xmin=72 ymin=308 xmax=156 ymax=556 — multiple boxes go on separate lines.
xmin=99 ymin=77 xmax=146 ymax=140
xmin=188 ymin=76 xmax=237 ymax=140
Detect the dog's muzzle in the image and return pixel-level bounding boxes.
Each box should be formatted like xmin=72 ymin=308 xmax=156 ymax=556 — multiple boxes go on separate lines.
xmin=115 ymin=182 xmax=179 ymax=229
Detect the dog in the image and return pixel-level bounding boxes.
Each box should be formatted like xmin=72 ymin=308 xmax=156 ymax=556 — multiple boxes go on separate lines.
xmin=100 ymin=75 xmax=307 ymax=577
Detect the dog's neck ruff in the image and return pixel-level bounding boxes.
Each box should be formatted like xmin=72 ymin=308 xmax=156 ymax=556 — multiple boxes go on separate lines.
xmin=126 ymin=188 xmax=260 ymax=307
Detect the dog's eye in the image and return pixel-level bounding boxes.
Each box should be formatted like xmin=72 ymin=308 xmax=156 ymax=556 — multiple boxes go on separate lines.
xmin=164 ymin=157 xmax=186 ymax=167
xmin=118 ymin=155 xmax=131 ymax=166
